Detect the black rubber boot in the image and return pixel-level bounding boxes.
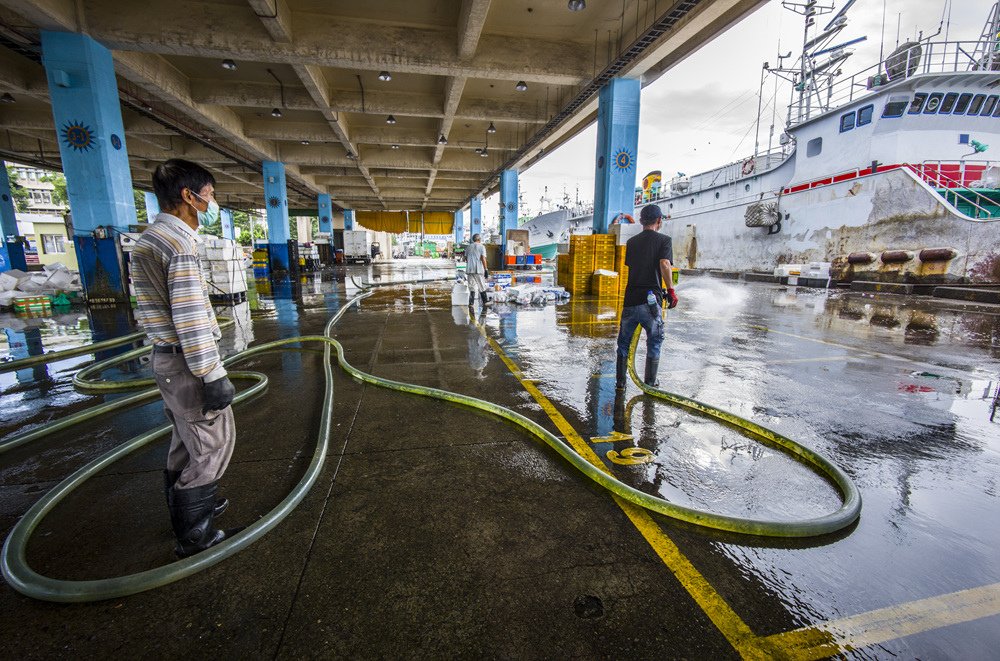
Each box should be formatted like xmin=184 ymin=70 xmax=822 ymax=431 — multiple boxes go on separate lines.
xmin=644 ymin=357 xmax=660 ymax=387
xmin=168 ymin=481 xmax=232 ymax=558
xmin=163 ymin=469 xmax=228 ymax=518
xmin=615 ymin=354 xmax=628 ymax=392
xmin=480 ymin=291 xmax=489 ymax=307
xmin=468 ymin=291 xmax=476 ymax=309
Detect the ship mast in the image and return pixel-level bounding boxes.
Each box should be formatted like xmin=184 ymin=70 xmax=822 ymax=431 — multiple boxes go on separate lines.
xmin=769 ymin=0 xmax=864 ymax=126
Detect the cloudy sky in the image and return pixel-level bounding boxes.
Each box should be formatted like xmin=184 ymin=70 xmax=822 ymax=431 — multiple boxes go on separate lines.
xmin=480 ymin=0 xmax=987 ymax=229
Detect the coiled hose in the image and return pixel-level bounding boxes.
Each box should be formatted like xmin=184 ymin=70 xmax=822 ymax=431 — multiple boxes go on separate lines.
xmin=2 ymin=287 xmax=860 ymax=603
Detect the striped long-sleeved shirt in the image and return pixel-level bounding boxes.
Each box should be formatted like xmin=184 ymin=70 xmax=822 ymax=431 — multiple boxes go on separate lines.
xmin=130 ymin=213 xmax=226 ymax=382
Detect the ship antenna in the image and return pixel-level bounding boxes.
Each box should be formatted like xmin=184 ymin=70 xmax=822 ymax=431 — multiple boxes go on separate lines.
xmin=879 ymin=0 xmax=887 ymax=64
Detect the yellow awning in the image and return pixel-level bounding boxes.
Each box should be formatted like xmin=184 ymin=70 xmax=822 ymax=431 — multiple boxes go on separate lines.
xmin=355 ymin=211 xmax=454 ymax=235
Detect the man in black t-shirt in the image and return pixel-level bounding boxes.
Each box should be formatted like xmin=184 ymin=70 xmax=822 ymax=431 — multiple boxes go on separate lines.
xmin=615 ymin=204 xmax=678 ymax=391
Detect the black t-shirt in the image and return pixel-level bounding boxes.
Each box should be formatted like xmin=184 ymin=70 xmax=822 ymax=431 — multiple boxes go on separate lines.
xmin=623 ymin=229 xmax=673 ymax=307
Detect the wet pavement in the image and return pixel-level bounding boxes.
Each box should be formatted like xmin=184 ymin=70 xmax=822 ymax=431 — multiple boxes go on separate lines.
xmin=1 ymin=260 xmax=999 ymax=659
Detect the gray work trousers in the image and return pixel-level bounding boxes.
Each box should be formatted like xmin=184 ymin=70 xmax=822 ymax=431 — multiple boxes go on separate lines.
xmin=152 ymin=352 xmax=235 ymax=490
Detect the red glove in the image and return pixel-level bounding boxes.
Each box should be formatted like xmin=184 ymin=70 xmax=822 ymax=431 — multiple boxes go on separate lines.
xmin=665 ymin=288 xmax=678 ymax=309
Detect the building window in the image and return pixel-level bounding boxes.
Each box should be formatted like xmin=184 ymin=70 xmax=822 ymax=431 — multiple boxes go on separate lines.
xmin=908 ymin=93 xmax=928 ymax=114
xmin=857 ymin=104 xmax=875 ymax=126
xmin=41 ymin=234 xmax=66 ymax=254
xmin=839 ymin=112 xmax=856 ymax=132
xmin=807 ymin=137 xmax=823 ymax=157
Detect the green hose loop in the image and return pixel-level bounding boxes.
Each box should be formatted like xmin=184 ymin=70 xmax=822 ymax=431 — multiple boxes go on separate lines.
xmin=2 ymin=288 xmax=860 ymax=603
xmin=624 ymin=326 xmax=862 ymax=537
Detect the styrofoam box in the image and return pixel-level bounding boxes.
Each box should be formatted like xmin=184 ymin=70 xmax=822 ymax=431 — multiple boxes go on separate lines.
xmin=208 ymin=270 xmax=247 ymax=286
xmin=207 ymin=279 xmax=247 ymax=295
xmin=206 ymin=260 xmax=245 ymax=273
xmin=611 ymin=223 xmax=642 ymax=245
xmin=205 ymin=246 xmax=242 ymax=261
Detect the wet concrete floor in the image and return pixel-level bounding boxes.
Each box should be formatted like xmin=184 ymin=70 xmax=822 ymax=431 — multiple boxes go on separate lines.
xmin=1 ymin=260 xmax=998 ymax=659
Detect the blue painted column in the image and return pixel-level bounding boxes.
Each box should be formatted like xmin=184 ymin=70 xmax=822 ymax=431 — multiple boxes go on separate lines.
xmin=41 ymin=31 xmax=137 ymax=304
xmin=593 ymin=78 xmax=640 ymax=234
xmin=470 ymin=196 xmax=482 ymax=239
xmin=317 ymin=194 xmax=332 ymax=234
xmin=344 ymin=209 xmax=355 ymax=231
xmin=262 ymin=160 xmax=290 ymax=271
xmin=500 ymin=169 xmax=518 ymax=253
xmin=0 ymin=161 xmax=26 ymax=272
xmin=220 ymin=208 xmax=236 ymax=240
xmin=454 ymin=208 xmax=464 ymax=245
xmin=143 ymin=191 xmax=160 ymax=219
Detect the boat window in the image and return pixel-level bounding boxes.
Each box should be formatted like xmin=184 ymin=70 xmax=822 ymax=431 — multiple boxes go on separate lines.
xmin=994 ymin=99 xmax=1000 ymax=117
xmin=908 ymin=93 xmax=928 ymax=114
xmin=923 ymin=93 xmax=943 ymax=113
xmin=715 ymin=191 xmax=720 ymax=199
xmin=940 ymin=92 xmax=958 ymax=113
xmin=882 ymin=98 xmax=908 ymax=118
xmin=839 ymin=112 xmax=856 ymax=132
xmin=954 ymin=93 xmax=973 ymax=114
xmin=983 ymin=95 xmax=999 ymax=115
xmin=857 ymin=105 xmax=875 ymax=126
xmin=807 ymin=137 xmax=823 ymax=157
xmin=969 ymin=94 xmax=987 ymax=115
xmin=745 ymin=184 xmax=751 ymax=192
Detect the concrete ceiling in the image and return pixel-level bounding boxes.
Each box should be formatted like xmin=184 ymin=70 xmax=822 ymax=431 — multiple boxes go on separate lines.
xmin=0 ymin=0 xmax=764 ymax=213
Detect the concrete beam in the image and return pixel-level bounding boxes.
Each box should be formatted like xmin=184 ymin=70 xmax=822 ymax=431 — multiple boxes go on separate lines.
xmin=247 ymin=0 xmax=292 ymax=43
xmin=80 ymin=1 xmax=591 ymax=85
xmin=457 ymin=0 xmax=491 ymax=60
xmin=0 ymin=0 xmax=78 ymax=31
xmin=190 ymin=81 xmax=546 ymax=124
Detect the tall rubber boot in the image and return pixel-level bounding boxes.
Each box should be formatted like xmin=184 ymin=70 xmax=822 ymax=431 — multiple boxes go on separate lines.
xmin=480 ymin=291 xmax=490 ymax=307
xmin=168 ymin=481 xmax=236 ymax=558
xmin=644 ymin=357 xmax=660 ymax=387
xmin=615 ymin=354 xmax=628 ymax=392
xmin=468 ymin=291 xmax=476 ymax=310
xmin=163 ymin=469 xmax=228 ymax=518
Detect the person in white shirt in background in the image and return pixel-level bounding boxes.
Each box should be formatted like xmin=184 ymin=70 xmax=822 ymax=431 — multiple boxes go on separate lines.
xmin=465 ymin=233 xmax=490 ymax=311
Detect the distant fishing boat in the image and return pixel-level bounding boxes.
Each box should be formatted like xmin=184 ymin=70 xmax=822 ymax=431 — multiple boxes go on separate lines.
xmin=640 ymin=0 xmax=1000 ymax=286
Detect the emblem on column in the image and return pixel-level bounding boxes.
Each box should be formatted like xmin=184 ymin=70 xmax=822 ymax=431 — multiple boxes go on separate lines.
xmin=61 ymin=121 xmax=95 ymax=152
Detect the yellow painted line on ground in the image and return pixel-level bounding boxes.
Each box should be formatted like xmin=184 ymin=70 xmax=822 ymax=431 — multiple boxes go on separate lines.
xmin=761 ymin=582 xmax=1000 ymax=660
xmin=479 ymin=321 xmax=998 ymax=659
xmin=482 ymin=331 xmax=772 ymax=659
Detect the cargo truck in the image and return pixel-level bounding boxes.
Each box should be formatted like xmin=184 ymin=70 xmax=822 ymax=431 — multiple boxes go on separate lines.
xmin=343 ymin=229 xmax=373 ymax=264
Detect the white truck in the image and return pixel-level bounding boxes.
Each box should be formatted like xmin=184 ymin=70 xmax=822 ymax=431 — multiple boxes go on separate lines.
xmin=343 ymin=229 xmax=373 ymax=264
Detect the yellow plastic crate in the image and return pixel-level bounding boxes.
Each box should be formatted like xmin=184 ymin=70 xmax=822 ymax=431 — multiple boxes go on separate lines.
xmin=591 ymin=272 xmax=619 ymax=299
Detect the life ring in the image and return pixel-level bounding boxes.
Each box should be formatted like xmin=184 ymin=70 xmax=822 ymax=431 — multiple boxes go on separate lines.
xmin=612 ymin=213 xmax=635 ymax=225
xmin=742 ymin=159 xmax=755 ymax=176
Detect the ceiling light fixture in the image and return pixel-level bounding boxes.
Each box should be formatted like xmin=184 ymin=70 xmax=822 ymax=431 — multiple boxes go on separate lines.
xmin=515 ymin=81 xmax=528 ymax=92
xmin=301 ymin=140 xmax=310 ymax=145
xmin=378 ymin=71 xmax=391 ymax=81
xmin=386 ymin=115 xmax=396 ymax=124
xmin=487 ymin=121 xmax=496 ymax=134
xmin=438 ymin=134 xmax=448 ymax=145
xmin=266 ymin=68 xmax=286 ymax=119
xmin=475 ymin=147 xmax=483 ymax=154
xmin=271 ymin=108 xmax=283 ymax=118
xmin=1 ymin=93 xmax=15 ymax=103
xmin=221 ymin=59 xmax=237 ymax=70
xmin=346 ymin=151 xmax=356 ymax=159
xmin=391 ymin=144 xmax=400 ymax=149
xmin=567 ymin=0 xmax=586 ymax=10
xmin=480 ymin=149 xmax=488 ymax=158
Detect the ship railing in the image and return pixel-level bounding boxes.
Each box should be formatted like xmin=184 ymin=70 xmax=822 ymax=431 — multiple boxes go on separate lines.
xmin=787 ymin=40 xmax=997 ymax=126
xmin=908 ymin=161 xmax=998 ymax=219
xmin=646 ymin=147 xmax=789 ymax=203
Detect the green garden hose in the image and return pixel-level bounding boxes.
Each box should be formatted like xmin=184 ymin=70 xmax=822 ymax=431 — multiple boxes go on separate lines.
xmin=2 ymin=288 xmax=860 ymax=603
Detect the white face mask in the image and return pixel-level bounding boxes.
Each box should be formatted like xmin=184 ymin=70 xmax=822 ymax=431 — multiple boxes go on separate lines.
xmin=191 ymin=191 xmax=220 ymax=225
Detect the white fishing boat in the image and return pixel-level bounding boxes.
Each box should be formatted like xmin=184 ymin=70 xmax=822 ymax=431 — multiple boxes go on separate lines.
xmin=640 ymin=0 xmax=1000 ymax=286
xmin=518 ymin=189 xmax=594 ymax=259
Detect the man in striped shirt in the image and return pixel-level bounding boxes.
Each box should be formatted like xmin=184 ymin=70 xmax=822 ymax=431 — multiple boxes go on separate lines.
xmin=131 ymin=159 xmax=238 ymax=558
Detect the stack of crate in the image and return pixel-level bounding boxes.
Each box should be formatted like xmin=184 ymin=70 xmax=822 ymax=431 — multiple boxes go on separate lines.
xmin=615 ymin=245 xmax=628 ymax=297
xmin=591 ymin=271 xmax=619 ymax=300
xmin=593 ymin=234 xmax=615 ymax=271
xmin=560 ymin=235 xmax=596 ymax=295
